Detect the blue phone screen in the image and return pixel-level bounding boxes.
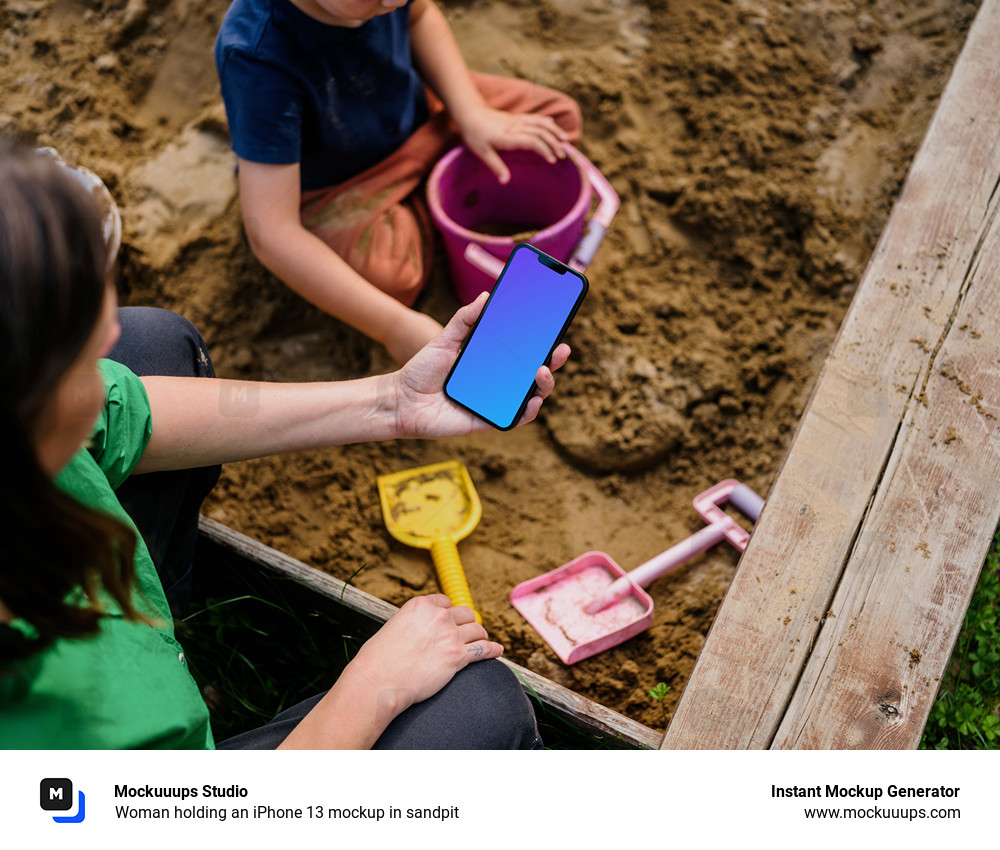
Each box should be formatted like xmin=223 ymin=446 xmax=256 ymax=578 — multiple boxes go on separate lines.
xmin=445 ymin=246 xmax=586 ymax=429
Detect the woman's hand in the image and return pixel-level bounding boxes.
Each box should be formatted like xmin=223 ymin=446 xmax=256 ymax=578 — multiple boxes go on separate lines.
xmin=385 ymin=293 xmax=571 ymax=438
xmin=457 ymin=104 xmax=570 ymax=184
xmin=346 ymin=595 xmax=502 ymax=718
xmin=277 ymin=594 xmax=502 ymax=748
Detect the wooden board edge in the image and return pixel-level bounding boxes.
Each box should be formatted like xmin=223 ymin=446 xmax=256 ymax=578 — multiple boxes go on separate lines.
xmin=197 ymin=516 xmax=663 ymax=750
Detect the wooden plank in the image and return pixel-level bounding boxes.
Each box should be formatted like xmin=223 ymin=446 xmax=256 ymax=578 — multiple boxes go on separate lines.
xmin=772 ymin=240 xmax=1000 ymax=746
xmin=198 ymin=517 xmax=663 ymax=750
xmin=199 ymin=515 xmax=399 ymax=622
xmin=662 ymin=0 xmax=1000 ymax=749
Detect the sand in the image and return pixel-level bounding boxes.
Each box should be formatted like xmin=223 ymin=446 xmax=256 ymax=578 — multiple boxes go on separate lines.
xmin=0 ymin=0 xmax=979 ymax=732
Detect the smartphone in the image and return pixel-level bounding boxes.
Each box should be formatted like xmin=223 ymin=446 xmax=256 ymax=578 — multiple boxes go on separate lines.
xmin=444 ymin=243 xmax=588 ymax=430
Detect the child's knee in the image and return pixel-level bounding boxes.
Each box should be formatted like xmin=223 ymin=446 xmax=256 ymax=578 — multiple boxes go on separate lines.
xmin=362 ymin=249 xmax=426 ymax=306
xmin=353 ymin=204 xmax=429 ymax=305
xmin=555 ymin=93 xmax=583 ymax=140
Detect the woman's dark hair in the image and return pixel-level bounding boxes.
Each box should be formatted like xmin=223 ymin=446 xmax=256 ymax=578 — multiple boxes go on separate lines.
xmin=0 ymin=140 xmax=146 ymax=663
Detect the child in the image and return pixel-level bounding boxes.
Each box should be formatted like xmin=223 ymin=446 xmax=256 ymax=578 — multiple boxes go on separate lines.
xmin=215 ymin=0 xmax=582 ymax=363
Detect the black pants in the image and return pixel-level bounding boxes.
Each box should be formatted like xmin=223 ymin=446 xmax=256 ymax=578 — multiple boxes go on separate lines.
xmin=108 ymin=307 xmax=541 ymax=749
xmin=109 ymin=307 xmax=219 ymax=615
xmin=217 ymin=659 xmax=541 ymax=750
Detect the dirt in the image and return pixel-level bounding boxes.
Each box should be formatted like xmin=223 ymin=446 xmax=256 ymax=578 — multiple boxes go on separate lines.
xmin=1 ymin=0 xmax=980 ymax=734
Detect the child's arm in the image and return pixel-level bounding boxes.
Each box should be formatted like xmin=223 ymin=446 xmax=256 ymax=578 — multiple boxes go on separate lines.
xmin=409 ymin=0 xmax=569 ymax=183
xmin=236 ymin=157 xmax=443 ymax=364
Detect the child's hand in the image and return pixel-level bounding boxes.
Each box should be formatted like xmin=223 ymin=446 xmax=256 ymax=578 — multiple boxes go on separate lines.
xmin=458 ymin=104 xmax=570 ymax=184
xmin=385 ymin=292 xmax=570 ymax=438
xmin=345 ymin=595 xmax=502 ymax=719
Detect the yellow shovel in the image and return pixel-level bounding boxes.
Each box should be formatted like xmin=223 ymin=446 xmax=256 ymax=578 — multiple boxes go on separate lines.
xmin=377 ymin=460 xmax=483 ymax=622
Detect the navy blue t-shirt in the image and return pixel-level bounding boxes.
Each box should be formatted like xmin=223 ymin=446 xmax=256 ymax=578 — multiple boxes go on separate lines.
xmin=215 ymin=0 xmax=429 ymax=190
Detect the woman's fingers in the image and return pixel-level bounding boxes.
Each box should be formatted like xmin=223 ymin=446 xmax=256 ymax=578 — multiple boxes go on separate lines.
xmin=464 ymin=639 xmax=504 ymax=661
xmin=549 ymin=342 xmax=571 ymax=373
xmin=516 ymin=346 xmax=570 ymax=425
xmin=441 ymin=293 xmax=488 ymax=346
xmin=450 ymin=603 xmax=480 ymax=625
xmin=424 ymin=593 xmax=455 ymax=608
xmin=519 ymin=395 xmax=544 ymax=425
xmin=439 ymin=604 xmax=502 ymax=655
xmin=457 ymin=620 xmax=490 ymax=645
xmin=533 ymin=343 xmax=571 ymax=400
xmin=535 ymin=365 xmax=556 ymax=398
xmin=418 ymin=599 xmax=494 ymax=646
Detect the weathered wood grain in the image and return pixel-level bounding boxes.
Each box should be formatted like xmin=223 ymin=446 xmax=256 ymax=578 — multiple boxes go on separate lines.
xmin=773 ymin=208 xmax=1000 ymax=748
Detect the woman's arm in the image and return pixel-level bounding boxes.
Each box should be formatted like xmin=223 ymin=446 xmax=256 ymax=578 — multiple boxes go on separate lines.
xmin=408 ymin=0 xmax=568 ymax=183
xmin=132 ymin=295 xmax=570 ymax=473
xmin=236 ymin=158 xmax=442 ymax=363
xmin=277 ymin=595 xmax=500 ymax=749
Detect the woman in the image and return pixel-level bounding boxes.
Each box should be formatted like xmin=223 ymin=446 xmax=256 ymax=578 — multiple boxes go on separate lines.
xmin=0 ymin=141 xmax=569 ymax=749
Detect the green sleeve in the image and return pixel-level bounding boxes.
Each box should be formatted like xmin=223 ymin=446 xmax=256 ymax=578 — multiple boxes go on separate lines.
xmin=88 ymin=359 xmax=153 ymax=490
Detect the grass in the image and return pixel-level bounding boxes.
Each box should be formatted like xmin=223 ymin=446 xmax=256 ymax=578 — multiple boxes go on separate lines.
xmin=919 ymin=524 xmax=1000 ymax=750
xmin=177 ymin=561 xmax=366 ymax=742
xmin=180 ymin=535 xmax=623 ymax=748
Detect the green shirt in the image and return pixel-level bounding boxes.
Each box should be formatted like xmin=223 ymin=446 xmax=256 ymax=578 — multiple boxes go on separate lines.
xmin=0 ymin=360 xmax=214 ymax=749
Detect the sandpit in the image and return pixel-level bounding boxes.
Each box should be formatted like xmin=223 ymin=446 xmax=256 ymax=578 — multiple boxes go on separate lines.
xmin=0 ymin=0 xmax=979 ymax=731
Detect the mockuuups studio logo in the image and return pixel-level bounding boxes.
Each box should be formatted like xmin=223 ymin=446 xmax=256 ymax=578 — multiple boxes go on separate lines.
xmin=40 ymin=778 xmax=86 ymax=823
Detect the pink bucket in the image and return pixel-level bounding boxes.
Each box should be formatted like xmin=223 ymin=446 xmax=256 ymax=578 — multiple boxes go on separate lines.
xmin=427 ymin=143 xmax=619 ymax=303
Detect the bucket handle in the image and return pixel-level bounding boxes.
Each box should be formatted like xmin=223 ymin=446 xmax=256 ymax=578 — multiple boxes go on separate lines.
xmin=461 ymin=146 xmax=620 ymax=280
xmin=566 ymin=146 xmax=619 ymax=272
xmin=463 ymin=242 xmax=506 ymax=280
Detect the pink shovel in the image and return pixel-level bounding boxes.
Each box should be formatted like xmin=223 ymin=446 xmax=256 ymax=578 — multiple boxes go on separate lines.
xmin=509 ymin=480 xmax=765 ymax=664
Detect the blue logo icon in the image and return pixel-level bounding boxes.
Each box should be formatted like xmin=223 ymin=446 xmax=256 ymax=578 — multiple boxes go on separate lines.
xmin=40 ymin=778 xmax=86 ymax=823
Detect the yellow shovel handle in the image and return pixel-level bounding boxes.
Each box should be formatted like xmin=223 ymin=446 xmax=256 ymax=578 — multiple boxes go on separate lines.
xmin=430 ymin=539 xmax=480 ymax=623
